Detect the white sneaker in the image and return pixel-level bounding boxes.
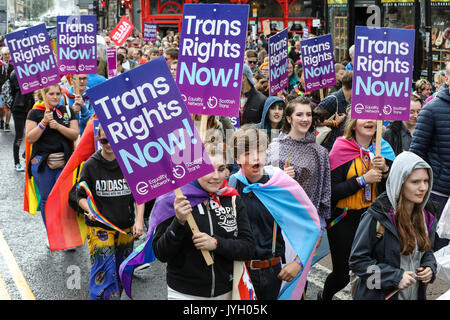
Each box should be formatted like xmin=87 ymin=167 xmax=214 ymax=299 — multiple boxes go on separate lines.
xmin=15 ymin=164 xmax=25 ymax=172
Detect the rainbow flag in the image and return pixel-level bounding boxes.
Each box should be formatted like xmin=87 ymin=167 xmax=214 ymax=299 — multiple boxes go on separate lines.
xmin=44 ymin=117 xmax=96 ymax=251
xmin=24 ymin=102 xmax=47 ymax=215
xmin=77 ymin=181 xmax=127 ymax=234
xmin=230 ymin=166 xmax=321 ymax=300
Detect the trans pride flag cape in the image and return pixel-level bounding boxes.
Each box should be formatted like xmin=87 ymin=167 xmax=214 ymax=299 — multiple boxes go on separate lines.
xmin=329 ymin=137 xmax=396 ymax=171
xmin=119 ymin=180 xmax=238 ymax=299
xmin=229 ymin=166 xmax=321 ymax=300
xmin=44 ymin=117 xmax=96 ymax=251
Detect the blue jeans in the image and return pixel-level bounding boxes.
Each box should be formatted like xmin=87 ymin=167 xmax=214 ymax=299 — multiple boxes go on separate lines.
xmin=30 ymin=155 xmax=62 ymax=228
xmin=430 ymin=193 xmax=450 ymax=252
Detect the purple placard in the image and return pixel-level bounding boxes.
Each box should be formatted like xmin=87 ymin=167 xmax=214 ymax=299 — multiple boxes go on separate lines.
xmin=106 ymin=47 xmax=117 ymax=78
xmin=86 ymin=57 xmax=214 ymax=204
xmin=5 ymin=23 xmax=60 ymax=94
xmin=269 ymin=28 xmax=289 ymax=96
xmin=301 ymin=34 xmax=336 ymax=92
xmin=143 ymin=23 xmax=157 ymax=42
xmin=351 ymin=26 xmax=415 ymax=121
xmin=57 ymin=15 xmax=97 ymax=74
xmin=177 ymin=4 xmax=249 ymax=116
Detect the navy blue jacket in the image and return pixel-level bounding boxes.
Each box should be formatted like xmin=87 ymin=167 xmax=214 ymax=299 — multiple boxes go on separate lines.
xmin=409 ymin=84 xmax=450 ymax=196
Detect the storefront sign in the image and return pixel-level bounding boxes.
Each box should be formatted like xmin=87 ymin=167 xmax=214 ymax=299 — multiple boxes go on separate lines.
xmin=57 ymin=15 xmax=97 ymax=74
xmin=269 ymin=28 xmax=289 ymax=95
xmin=177 ymin=4 xmax=249 ymax=117
xmin=87 ymin=57 xmax=214 ymax=204
xmin=301 ymin=34 xmax=336 ymax=92
xmin=6 ymin=23 xmax=60 ymax=94
xmin=351 ymin=26 xmax=415 ymax=121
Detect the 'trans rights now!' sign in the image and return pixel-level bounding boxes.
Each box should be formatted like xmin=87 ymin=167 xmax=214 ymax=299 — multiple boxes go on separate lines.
xmin=177 ymin=4 xmax=249 ymax=117
xmin=301 ymin=34 xmax=336 ymax=92
xmin=351 ymin=26 xmax=415 ymax=121
xmin=86 ymin=57 xmax=214 ymax=205
xmin=6 ymin=23 xmax=60 ymax=94
xmin=57 ymin=15 xmax=97 ymax=74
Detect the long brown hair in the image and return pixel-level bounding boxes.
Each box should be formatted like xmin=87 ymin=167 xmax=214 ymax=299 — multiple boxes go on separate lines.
xmin=395 ymin=192 xmax=430 ymax=255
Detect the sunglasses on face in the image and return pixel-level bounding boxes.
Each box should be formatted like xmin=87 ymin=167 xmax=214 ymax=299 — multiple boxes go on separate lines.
xmin=247 ymin=60 xmax=257 ymax=64
xmin=99 ymin=138 xmax=109 ymax=145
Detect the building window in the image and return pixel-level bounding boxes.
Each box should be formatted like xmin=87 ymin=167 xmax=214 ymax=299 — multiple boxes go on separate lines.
xmin=289 ymin=0 xmax=313 ymax=17
xmin=159 ymin=0 xmax=183 ymax=14
xmin=250 ymin=0 xmax=283 ymax=18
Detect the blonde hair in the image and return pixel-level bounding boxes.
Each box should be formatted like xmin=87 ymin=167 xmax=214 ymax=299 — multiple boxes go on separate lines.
xmin=34 ymin=84 xmax=61 ymax=102
xmin=342 ymin=118 xmax=378 ymax=142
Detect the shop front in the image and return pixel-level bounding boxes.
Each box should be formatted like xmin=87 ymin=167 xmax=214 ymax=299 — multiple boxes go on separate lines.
xmin=137 ymin=0 xmax=326 ymax=39
xmin=326 ymin=0 xmax=449 ymax=81
xmin=327 ymin=0 xmax=349 ymax=64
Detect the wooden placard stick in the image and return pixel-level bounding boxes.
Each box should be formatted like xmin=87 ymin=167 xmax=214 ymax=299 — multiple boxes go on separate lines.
xmin=375 ymin=120 xmax=383 ymax=156
xmin=199 ymin=114 xmax=208 ymax=143
xmin=73 ymin=74 xmax=80 ymax=96
xmin=40 ymin=89 xmax=50 ymax=112
xmin=173 ymin=187 xmax=214 ymax=266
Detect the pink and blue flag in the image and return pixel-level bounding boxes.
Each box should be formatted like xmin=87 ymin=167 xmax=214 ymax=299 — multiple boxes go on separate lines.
xmin=230 ymin=166 xmax=321 ymax=300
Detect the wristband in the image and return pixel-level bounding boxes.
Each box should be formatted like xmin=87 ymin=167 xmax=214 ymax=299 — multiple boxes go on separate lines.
xmin=382 ymin=166 xmax=390 ymax=174
xmin=38 ymin=122 xmax=46 ymax=131
xmin=294 ymin=257 xmax=303 ymax=268
xmin=357 ymin=175 xmax=367 ymax=187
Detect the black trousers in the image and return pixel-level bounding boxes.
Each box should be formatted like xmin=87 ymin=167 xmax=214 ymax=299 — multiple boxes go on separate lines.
xmin=323 ymin=208 xmax=363 ymax=300
xmin=12 ymin=112 xmax=27 ymax=165
xmin=248 ymin=263 xmax=282 ymax=300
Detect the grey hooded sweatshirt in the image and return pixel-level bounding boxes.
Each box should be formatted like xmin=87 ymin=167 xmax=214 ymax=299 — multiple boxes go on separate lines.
xmin=387 ymin=152 xmax=433 ymax=300
xmin=349 ymin=151 xmax=438 ymax=300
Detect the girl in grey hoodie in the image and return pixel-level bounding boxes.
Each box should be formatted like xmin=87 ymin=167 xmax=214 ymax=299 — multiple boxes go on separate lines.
xmin=349 ymin=151 xmax=438 ymax=300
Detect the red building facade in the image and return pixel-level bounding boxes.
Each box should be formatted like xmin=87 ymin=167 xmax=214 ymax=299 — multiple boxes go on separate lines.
xmin=135 ymin=0 xmax=324 ymax=37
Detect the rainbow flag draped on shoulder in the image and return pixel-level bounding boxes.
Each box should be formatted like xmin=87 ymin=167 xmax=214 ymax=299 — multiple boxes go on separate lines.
xmin=119 ymin=180 xmax=238 ymax=299
xmin=24 ymin=102 xmax=47 ymax=215
xmin=229 ymin=166 xmax=321 ymax=300
xmin=44 ymin=117 xmax=96 ymax=251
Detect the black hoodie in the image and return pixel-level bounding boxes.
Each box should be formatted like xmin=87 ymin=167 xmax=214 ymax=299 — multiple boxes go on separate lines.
xmin=77 ymin=150 xmax=135 ymax=230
